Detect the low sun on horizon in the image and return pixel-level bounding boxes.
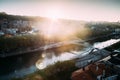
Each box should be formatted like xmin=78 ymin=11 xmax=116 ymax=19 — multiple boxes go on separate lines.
xmin=38 ymin=8 xmax=72 ymax=39
xmin=45 ymin=8 xmax=64 ymax=20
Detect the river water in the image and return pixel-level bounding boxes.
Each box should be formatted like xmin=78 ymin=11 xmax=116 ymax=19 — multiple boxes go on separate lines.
xmin=0 ymin=39 xmax=120 ymax=80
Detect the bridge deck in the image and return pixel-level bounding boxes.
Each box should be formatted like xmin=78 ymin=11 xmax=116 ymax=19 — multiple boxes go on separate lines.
xmin=75 ymin=49 xmax=111 ymax=68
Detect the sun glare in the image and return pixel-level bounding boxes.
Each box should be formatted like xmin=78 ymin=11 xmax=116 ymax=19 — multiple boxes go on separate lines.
xmin=40 ymin=21 xmax=80 ymax=40
xmin=38 ymin=8 xmax=89 ymax=40
xmin=46 ymin=9 xmax=63 ymax=20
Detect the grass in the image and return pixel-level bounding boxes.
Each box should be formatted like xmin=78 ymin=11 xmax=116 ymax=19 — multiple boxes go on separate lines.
xmin=11 ymin=59 xmax=78 ymax=80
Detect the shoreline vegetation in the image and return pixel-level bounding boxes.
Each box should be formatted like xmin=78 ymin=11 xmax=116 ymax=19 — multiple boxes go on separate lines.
xmin=0 ymin=12 xmax=120 ymax=58
xmin=0 ymin=32 xmax=119 ymax=58
xmin=0 ymin=12 xmax=120 ymax=80
xmin=11 ymin=42 xmax=120 ymax=80
xmin=11 ymin=59 xmax=78 ymax=80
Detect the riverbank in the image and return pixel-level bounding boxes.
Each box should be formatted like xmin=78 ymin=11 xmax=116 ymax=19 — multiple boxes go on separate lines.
xmin=1 ymin=32 xmax=119 ymax=58
xmin=11 ymin=59 xmax=78 ymax=80
xmin=11 ymin=39 xmax=120 ymax=80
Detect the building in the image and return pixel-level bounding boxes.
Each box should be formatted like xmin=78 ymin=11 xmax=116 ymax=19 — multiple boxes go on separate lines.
xmin=71 ymin=62 xmax=119 ymax=80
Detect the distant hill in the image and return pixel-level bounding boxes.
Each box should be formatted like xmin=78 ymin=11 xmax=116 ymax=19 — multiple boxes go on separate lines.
xmin=0 ymin=12 xmax=47 ymax=21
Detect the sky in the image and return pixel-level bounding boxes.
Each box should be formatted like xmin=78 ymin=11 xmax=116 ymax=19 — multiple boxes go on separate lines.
xmin=0 ymin=0 xmax=120 ymax=22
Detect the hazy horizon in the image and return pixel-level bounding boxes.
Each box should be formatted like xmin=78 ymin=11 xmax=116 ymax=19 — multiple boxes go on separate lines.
xmin=0 ymin=0 xmax=120 ymax=22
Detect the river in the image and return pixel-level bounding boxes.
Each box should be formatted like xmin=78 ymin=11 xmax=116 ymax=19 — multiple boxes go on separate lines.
xmin=0 ymin=39 xmax=120 ymax=80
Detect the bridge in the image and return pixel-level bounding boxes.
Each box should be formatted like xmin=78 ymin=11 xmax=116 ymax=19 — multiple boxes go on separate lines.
xmin=75 ymin=48 xmax=111 ymax=68
xmin=75 ymin=40 xmax=120 ymax=68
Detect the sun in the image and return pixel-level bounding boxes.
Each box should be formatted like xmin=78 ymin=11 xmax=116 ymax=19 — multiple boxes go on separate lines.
xmin=39 ymin=8 xmax=79 ymax=40
xmin=46 ymin=9 xmax=63 ymax=20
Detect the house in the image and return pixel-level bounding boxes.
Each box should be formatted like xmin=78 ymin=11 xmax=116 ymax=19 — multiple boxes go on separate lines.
xmin=71 ymin=62 xmax=118 ymax=80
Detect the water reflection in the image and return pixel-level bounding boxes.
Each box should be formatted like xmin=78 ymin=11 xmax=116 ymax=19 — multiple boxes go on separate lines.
xmin=0 ymin=51 xmax=43 ymax=80
xmin=36 ymin=39 xmax=120 ymax=69
xmin=36 ymin=43 xmax=87 ymax=69
xmin=36 ymin=52 xmax=76 ymax=69
xmin=0 ymin=42 xmax=85 ymax=80
xmin=0 ymin=39 xmax=120 ymax=80
xmin=93 ymin=39 xmax=120 ymax=49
